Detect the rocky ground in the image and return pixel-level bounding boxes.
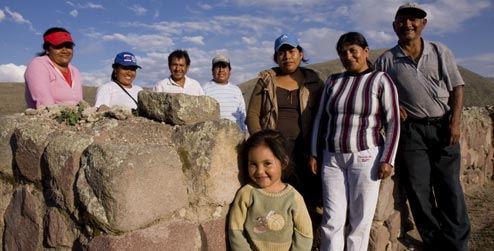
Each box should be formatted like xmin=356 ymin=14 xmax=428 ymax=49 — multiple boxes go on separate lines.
xmin=398 ymin=181 xmax=494 ymax=251
xmin=465 ymin=182 xmax=494 ymax=250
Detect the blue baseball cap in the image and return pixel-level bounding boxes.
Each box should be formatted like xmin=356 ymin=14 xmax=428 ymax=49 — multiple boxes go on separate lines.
xmin=274 ymin=34 xmax=300 ymax=52
xmin=113 ymin=52 xmax=141 ymax=68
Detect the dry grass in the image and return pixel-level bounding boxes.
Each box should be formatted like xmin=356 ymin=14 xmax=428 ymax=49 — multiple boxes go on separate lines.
xmin=0 ymin=82 xmax=96 ymax=116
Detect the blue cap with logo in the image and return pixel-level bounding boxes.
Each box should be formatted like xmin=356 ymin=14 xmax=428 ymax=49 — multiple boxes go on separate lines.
xmin=113 ymin=52 xmax=141 ymax=68
xmin=274 ymin=34 xmax=300 ymax=52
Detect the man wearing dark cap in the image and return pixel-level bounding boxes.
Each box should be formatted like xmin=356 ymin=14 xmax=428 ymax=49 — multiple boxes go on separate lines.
xmin=375 ymin=2 xmax=470 ymax=251
xmin=203 ymin=55 xmax=247 ymax=133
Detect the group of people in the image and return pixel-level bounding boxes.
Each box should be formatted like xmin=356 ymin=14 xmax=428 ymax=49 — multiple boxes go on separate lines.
xmin=24 ymin=29 xmax=247 ymax=132
xmin=229 ymin=3 xmax=470 ymax=251
xmin=24 ymin=2 xmax=470 ymax=251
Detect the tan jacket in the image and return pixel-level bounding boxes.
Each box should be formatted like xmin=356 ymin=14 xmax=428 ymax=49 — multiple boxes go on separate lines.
xmin=246 ymin=67 xmax=324 ymax=148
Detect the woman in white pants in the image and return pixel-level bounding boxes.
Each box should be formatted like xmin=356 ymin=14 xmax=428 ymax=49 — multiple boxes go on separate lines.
xmin=309 ymin=32 xmax=400 ymax=251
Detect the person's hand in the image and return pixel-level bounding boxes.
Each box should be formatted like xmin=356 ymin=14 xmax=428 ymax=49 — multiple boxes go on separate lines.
xmin=449 ymin=122 xmax=461 ymax=145
xmin=399 ymin=105 xmax=407 ymax=122
xmin=378 ymin=162 xmax=393 ymax=179
xmin=309 ymin=156 xmax=318 ymax=175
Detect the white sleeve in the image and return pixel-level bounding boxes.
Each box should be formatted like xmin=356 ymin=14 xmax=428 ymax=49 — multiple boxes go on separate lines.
xmin=94 ymin=84 xmax=111 ymax=107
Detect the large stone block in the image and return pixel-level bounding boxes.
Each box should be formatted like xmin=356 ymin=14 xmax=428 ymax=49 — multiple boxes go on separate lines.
xmin=76 ymin=142 xmax=188 ymax=233
xmin=200 ymin=217 xmax=229 ymax=251
xmin=385 ymin=210 xmax=402 ymax=241
xmin=461 ymin=107 xmax=494 ymax=188
xmin=14 ymin=123 xmax=55 ymax=183
xmin=0 ymin=178 xmax=14 ymax=247
xmin=173 ymin=120 xmax=243 ymax=218
xmin=91 ymin=116 xmax=174 ymax=146
xmin=0 ymin=115 xmax=29 ymax=177
xmin=44 ymin=207 xmax=80 ymax=248
xmin=138 ymin=90 xmax=220 ymax=125
xmin=374 ymin=176 xmax=396 ymax=221
xmin=85 ymin=221 xmax=199 ymax=251
xmin=369 ymin=222 xmax=391 ymax=251
xmin=44 ymin=132 xmax=93 ymax=213
xmin=3 ymin=185 xmax=45 ymax=251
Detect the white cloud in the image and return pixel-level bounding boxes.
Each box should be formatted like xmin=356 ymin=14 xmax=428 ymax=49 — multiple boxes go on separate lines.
xmin=457 ymin=53 xmax=494 ymax=77
xmin=86 ymin=2 xmax=104 ymax=9
xmin=0 ymin=9 xmax=5 ymax=22
xmin=101 ymin=33 xmax=175 ymax=52
xmin=198 ymin=3 xmax=212 ymax=10
xmin=129 ymin=5 xmax=147 ymax=16
xmin=241 ymin=37 xmax=257 ymax=45
xmin=0 ymin=64 xmax=26 ymax=82
xmin=4 ymin=7 xmax=33 ymax=30
xmin=70 ymin=9 xmax=78 ymax=17
xmin=232 ymin=0 xmax=323 ymax=7
xmin=298 ymin=27 xmax=345 ymax=64
xmin=183 ymin=36 xmax=205 ymax=46
xmin=424 ymin=0 xmax=491 ymax=34
xmin=364 ymin=30 xmax=395 ymax=45
xmin=82 ymin=71 xmax=108 ymax=87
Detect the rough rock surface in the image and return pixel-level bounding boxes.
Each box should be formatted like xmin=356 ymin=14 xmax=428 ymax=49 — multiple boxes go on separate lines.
xmin=137 ymin=90 xmax=220 ymax=125
xmin=0 ymin=97 xmax=492 ymax=250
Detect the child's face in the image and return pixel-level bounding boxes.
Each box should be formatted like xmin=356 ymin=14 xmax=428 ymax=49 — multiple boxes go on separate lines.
xmin=247 ymin=145 xmax=285 ymax=193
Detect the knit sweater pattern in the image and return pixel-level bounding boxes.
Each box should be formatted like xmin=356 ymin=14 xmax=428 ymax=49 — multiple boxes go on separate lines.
xmin=228 ymin=184 xmax=313 ymax=251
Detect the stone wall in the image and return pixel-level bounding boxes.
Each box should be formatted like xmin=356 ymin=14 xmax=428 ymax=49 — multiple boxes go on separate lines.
xmin=0 ymin=90 xmax=492 ymax=250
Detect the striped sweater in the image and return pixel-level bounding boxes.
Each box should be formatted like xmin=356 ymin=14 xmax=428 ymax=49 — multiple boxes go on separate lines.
xmin=310 ymin=69 xmax=400 ymax=165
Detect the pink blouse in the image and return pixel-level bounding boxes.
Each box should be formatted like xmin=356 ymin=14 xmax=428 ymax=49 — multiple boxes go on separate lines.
xmin=24 ymin=55 xmax=83 ymax=109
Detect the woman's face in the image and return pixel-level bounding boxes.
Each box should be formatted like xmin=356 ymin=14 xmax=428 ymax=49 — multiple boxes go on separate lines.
xmin=338 ymin=43 xmax=369 ymax=74
xmin=114 ymin=65 xmax=138 ymax=87
xmin=47 ymin=42 xmax=74 ymax=68
xmin=276 ymin=46 xmax=303 ymax=74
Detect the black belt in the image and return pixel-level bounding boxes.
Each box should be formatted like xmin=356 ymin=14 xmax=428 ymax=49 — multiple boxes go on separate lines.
xmin=407 ymin=114 xmax=448 ymax=125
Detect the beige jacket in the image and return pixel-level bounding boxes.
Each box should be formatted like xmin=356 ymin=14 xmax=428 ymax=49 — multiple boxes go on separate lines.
xmin=246 ymin=67 xmax=324 ymax=148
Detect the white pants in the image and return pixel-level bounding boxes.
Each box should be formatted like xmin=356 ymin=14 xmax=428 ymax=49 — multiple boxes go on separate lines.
xmin=320 ymin=147 xmax=382 ymax=251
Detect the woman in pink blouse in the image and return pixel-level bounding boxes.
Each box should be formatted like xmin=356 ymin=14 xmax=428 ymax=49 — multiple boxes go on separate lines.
xmin=24 ymin=27 xmax=83 ymax=109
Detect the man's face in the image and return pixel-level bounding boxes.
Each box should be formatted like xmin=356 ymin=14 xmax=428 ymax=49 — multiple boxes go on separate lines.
xmin=169 ymin=56 xmax=189 ymax=82
xmin=393 ymin=14 xmax=427 ymax=43
xmin=212 ymin=64 xmax=230 ymax=84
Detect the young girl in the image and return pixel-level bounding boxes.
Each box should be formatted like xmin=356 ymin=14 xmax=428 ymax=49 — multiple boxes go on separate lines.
xmin=228 ymin=129 xmax=313 ymax=251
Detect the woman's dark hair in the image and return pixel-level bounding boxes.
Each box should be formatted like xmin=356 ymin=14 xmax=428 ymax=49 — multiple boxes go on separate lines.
xmin=111 ymin=66 xmax=118 ymax=83
xmin=37 ymin=27 xmax=71 ymax=56
xmin=336 ymin=31 xmax=372 ymax=67
xmin=272 ymin=45 xmax=308 ymax=64
xmin=168 ymin=49 xmax=191 ymax=66
xmin=241 ymin=129 xmax=292 ymax=181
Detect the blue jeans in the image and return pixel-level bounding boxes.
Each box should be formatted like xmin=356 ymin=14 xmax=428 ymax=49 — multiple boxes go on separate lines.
xmin=396 ymin=120 xmax=470 ymax=251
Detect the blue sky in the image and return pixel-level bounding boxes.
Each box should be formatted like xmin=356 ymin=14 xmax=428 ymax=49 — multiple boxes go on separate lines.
xmin=0 ymin=0 xmax=492 ymax=88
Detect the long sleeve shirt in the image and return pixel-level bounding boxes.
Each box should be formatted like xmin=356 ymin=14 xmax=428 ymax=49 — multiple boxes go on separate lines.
xmin=310 ymin=69 xmax=400 ymax=165
xmin=203 ymin=81 xmax=247 ymax=133
xmin=24 ymin=55 xmax=83 ymax=109
xmin=228 ymin=184 xmax=313 ymax=251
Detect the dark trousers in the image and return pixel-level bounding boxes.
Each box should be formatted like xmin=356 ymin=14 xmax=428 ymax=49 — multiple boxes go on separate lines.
xmin=396 ymin=119 xmax=470 ymax=251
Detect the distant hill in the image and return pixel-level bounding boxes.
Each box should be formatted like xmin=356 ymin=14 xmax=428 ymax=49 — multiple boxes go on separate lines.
xmin=239 ymin=48 xmax=494 ymax=108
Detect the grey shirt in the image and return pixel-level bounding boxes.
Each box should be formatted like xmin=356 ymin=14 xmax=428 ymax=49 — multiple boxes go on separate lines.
xmin=375 ymin=39 xmax=464 ymax=118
